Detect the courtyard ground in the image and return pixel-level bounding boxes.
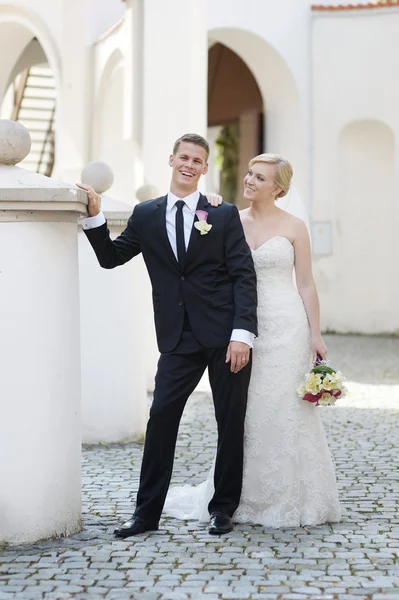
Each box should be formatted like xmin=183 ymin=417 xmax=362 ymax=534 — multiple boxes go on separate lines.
xmin=1 ymin=334 xmax=399 ymax=600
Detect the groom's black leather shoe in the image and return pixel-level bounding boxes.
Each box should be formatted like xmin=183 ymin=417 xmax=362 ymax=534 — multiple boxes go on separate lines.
xmin=209 ymin=512 xmax=233 ymax=535
xmin=114 ymin=516 xmax=159 ymax=538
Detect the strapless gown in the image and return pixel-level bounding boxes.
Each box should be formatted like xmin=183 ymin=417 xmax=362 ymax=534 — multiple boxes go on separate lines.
xmin=164 ymin=237 xmax=341 ymax=527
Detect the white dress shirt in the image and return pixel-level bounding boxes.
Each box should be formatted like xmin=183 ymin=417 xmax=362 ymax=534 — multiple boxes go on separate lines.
xmin=166 ymin=190 xmax=199 ymax=256
xmin=81 ymin=192 xmax=255 ymax=347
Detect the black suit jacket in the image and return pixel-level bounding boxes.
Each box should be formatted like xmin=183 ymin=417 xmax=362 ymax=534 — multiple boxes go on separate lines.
xmin=84 ymin=193 xmax=258 ymax=352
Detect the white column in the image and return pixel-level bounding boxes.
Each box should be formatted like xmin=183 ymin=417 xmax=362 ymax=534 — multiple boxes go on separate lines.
xmin=79 ymin=162 xmax=148 ymax=443
xmin=123 ymin=0 xmax=144 ymax=144
xmin=205 ymin=125 xmax=222 ymax=194
xmin=54 ymin=0 xmax=91 ymax=183
xmin=142 ymin=0 xmax=208 ymax=193
xmin=238 ymin=110 xmax=260 ymax=209
xmin=0 ymin=120 xmax=85 ymax=544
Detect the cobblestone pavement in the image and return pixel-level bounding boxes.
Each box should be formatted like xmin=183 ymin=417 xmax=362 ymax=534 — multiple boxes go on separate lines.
xmin=1 ymin=335 xmax=399 ymax=600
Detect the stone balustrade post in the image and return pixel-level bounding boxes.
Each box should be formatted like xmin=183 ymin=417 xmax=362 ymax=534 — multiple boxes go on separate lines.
xmin=0 ymin=120 xmax=85 ymax=544
xmin=78 ymin=162 xmax=148 ymax=444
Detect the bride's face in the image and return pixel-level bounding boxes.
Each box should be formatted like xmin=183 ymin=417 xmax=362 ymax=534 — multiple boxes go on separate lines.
xmin=244 ymin=162 xmax=280 ymax=202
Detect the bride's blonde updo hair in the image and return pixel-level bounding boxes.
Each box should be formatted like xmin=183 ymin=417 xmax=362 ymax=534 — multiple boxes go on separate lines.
xmin=248 ymin=153 xmax=293 ymax=199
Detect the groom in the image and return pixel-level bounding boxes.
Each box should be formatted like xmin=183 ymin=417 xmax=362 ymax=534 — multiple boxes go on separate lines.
xmin=79 ymin=133 xmax=258 ymax=536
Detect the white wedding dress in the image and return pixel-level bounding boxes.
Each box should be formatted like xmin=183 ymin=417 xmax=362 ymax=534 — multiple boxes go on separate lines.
xmin=164 ymin=236 xmax=341 ymax=527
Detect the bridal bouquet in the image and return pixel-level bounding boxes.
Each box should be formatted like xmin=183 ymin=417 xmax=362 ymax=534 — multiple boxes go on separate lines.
xmin=297 ymin=358 xmax=348 ymax=406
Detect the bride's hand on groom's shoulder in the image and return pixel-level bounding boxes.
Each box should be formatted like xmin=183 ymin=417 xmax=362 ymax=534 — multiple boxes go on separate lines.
xmin=206 ymin=192 xmax=222 ymax=207
xmin=311 ymin=335 xmax=328 ymax=363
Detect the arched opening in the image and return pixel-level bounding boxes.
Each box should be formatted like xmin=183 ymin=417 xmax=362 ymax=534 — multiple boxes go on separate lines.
xmin=92 ymin=49 xmax=124 ymax=155
xmin=207 ymin=42 xmax=263 ymax=206
xmin=92 ymin=50 xmax=137 ymax=204
xmin=207 ymin=28 xmax=304 ymax=208
xmin=0 ymin=15 xmax=59 ymax=176
xmin=336 ymin=119 xmax=396 ymax=332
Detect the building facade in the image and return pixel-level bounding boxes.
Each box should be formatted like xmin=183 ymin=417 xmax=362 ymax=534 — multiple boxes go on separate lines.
xmin=1 ymin=0 xmax=398 ymax=342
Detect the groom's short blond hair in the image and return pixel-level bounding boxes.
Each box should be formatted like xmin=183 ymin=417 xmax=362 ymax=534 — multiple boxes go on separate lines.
xmin=249 ymin=153 xmax=293 ymax=199
xmin=173 ymin=134 xmax=210 ymax=160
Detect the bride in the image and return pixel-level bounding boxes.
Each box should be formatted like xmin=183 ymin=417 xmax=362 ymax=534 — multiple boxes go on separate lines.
xmin=164 ymin=153 xmax=341 ymax=528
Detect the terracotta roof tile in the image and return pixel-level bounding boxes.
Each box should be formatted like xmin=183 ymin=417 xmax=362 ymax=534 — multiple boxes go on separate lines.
xmin=312 ymin=1 xmax=399 ymax=9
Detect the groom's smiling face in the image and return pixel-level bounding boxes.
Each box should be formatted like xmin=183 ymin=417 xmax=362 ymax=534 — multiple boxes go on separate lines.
xmin=169 ymin=142 xmax=208 ymax=192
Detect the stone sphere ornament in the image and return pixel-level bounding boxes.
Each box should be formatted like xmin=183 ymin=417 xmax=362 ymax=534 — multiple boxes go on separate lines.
xmin=0 ymin=120 xmax=31 ymax=165
xmin=136 ymin=183 xmax=159 ymax=203
xmin=81 ymin=161 xmax=114 ymax=194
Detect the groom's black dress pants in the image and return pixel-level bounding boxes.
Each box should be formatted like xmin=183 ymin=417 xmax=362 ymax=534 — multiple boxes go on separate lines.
xmin=134 ymin=322 xmax=252 ymax=523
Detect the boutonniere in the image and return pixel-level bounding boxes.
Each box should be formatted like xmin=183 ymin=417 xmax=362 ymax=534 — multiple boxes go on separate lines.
xmin=194 ymin=210 xmax=212 ymax=235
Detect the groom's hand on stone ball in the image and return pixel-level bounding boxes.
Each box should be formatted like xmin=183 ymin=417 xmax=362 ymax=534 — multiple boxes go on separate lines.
xmin=76 ymin=183 xmax=101 ymax=217
xmin=226 ymin=341 xmax=250 ymax=374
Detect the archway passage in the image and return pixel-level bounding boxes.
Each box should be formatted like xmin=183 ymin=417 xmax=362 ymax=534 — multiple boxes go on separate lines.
xmin=207 ymin=42 xmax=264 ymax=206
xmin=207 ymin=27 xmax=304 ymax=206
xmin=0 ymin=32 xmax=56 ymax=176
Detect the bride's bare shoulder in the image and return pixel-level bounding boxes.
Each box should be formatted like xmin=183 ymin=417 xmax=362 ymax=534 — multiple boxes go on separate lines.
xmin=277 ymin=209 xmax=304 ymax=229
xmin=286 ymin=214 xmax=310 ymax=245
xmin=239 ymin=207 xmax=251 ymax=223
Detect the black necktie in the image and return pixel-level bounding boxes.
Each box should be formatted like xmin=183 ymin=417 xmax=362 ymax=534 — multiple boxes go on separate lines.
xmin=175 ymin=200 xmax=186 ymax=268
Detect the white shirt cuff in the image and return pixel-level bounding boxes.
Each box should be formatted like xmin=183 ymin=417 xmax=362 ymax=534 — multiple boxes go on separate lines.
xmin=230 ymin=329 xmax=255 ymax=348
xmin=81 ymin=211 xmax=106 ymax=230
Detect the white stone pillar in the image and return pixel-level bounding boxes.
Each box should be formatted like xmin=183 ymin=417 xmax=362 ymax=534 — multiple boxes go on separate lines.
xmin=0 ymin=120 xmax=85 ymax=544
xmin=123 ymin=0 xmax=144 ymax=144
xmin=54 ymin=0 xmax=91 ymax=183
xmin=205 ymin=126 xmax=222 ymax=194
xmin=79 ymin=162 xmax=148 ymax=443
xmin=142 ymin=0 xmax=208 ymax=193
xmin=238 ymin=110 xmax=260 ymax=210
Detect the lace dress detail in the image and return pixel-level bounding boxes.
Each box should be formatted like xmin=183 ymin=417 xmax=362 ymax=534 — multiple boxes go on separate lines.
xmin=164 ymin=237 xmax=341 ymax=527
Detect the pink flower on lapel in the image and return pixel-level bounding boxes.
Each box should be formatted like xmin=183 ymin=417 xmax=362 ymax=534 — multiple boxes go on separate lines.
xmin=194 ymin=210 xmax=212 ymax=235
xmin=195 ymin=210 xmax=209 ymax=222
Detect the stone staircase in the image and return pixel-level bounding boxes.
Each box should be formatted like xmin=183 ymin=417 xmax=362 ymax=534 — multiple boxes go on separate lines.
xmin=11 ymin=64 xmax=56 ymax=176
